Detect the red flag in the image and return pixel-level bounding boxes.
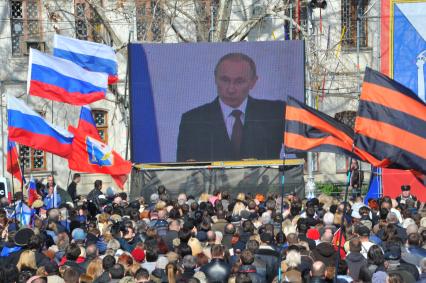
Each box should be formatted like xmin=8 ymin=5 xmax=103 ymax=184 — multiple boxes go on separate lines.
xmin=6 ymin=141 xmax=25 ymax=184
xmin=76 ymin=106 xmax=129 ymax=189
xmin=67 ymin=126 xmax=131 ymax=179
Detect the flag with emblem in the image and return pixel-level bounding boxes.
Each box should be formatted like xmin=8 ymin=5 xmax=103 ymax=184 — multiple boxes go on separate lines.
xmin=67 ymin=126 xmax=131 ymax=177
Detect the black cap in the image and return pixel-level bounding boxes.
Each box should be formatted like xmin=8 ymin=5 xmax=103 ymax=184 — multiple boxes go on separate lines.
xmin=260 ymin=232 xmax=273 ymax=244
xmin=14 ymin=228 xmax=35 ymax=246
xmin=401 ymin=185 xmax=411 ymax=191
xmin=384 ymin=243 xmax=401 ymax=260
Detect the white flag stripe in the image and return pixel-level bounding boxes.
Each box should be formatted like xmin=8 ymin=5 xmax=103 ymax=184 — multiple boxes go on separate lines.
xmin=30 ymin=49 xmax=108 ymax=89
xmin=54 ymin=34 xmax=116 ymax=60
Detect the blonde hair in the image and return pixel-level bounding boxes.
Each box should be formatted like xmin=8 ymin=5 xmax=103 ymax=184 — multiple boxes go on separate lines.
xmin=17 ymin=250 xmax=37 ymax=271
xmin=86 ymin=258 xmax=103 ymax=280
xmin=285 ymin=250 xmax=301 ymax=268
xmin=236 ymin=193 xmax=246 ymax=202
xmin=198 ymin=193 xmax=210 ymax=203
xmin=232 ymin=202 xmax=246 ymax=216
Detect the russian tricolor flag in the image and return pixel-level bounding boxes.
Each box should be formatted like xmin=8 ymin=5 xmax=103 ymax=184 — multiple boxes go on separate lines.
xmin=78 ymin=105 xmax=102 ymax=140
xmin=53 ymin=34 xmax=118 ymax=84
xmin=27 ymin=176 xmax=38 ymax=207
xmin=7 ymin=96 xmax=74 ymax=158
xmin=28 ymin=49 xmax=108 ymax=106
xmin=6 ymin=141 xmax=25 ymax=184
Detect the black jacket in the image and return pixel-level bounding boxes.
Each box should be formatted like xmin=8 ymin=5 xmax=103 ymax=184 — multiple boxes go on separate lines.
xmin=177 ymin=97 xmax=285 ymax=162
xmin=345 ymin=252 xmax=367 ymax=281
xmin=200 ymin=258 xmax=231 ymax=283
xmin=63 ymin=260 xmax=86 ymax=275
xmin=239 ymin=264 xmax=265 ymax=283
xmin=255 ymin=246 xmax=280 ymax=282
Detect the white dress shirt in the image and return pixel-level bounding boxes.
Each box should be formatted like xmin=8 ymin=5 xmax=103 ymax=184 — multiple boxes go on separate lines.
xmin=219 ymin=98 xmax=248 ymax=139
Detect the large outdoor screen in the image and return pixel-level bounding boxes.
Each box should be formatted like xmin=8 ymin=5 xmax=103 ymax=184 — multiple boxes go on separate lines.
xmin=129 ymin=41 xmax=305 ymax=163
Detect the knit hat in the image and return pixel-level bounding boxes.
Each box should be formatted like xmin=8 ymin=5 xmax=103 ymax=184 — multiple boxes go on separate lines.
xmin=156 ymin=256 xmax=169 ymax=270
xmin=71 ymin=228 xmax=86 ymax=241
xmin=306 ymin=228 xmax=320 ymax=240
xmin=131 ymin=247 xmax=145 ymax=263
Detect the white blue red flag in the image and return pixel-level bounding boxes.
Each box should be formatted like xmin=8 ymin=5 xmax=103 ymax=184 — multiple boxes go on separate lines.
xmin=27 ymin=176 xmax=38 ymax=207
xmin=28 ymin=48 xmax=108 ymax=105
xmin=6 ymin=141 xmax=25 ymax=184
xmin=7 ymin=96 xmax=74 ymax=158
xmin=53 ymin=34 xmax=118 ymax=84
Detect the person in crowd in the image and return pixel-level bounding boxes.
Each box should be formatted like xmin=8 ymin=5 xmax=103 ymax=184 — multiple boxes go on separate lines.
xmin=0 ymin=179 xmax=424 ymax=283
xmin=67 ymin=173 xmax=81 ymax=204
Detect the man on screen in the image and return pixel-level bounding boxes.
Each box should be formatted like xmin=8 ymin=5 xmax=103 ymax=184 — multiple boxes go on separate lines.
xmin=177 ymin=52 xmax=285 ymax=162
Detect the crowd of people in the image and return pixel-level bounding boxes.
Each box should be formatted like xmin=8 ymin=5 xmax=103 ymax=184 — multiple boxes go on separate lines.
xmin=0 ymin=175 xmax=425 ymax=283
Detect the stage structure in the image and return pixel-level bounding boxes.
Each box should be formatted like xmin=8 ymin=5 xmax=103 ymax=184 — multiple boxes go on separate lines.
xmin=130 ymin=159 xmax=305 ymax=201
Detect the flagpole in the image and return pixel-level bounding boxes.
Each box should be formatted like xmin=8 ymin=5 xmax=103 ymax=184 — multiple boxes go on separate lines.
xmin=124 ymin=30 xmax=132 ymax=161
xmin=334 ymin=149 xmax=354 ymax=283
xmin=8 ymin=143 xmax=17 ymax=225
xmin=0 ymin=86 xmax=5 ymax=177
xmin=278 ymin=106 xmax=289 ymax=283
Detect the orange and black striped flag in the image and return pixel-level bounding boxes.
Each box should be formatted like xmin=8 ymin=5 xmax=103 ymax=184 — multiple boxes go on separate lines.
xmin=284 ymin=97 xmax=378 ymax=162
xmin=354 ymin=67 xmax=426 ymax=174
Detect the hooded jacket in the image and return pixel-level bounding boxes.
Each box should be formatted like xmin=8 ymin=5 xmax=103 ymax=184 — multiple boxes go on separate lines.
xmin=345 ymin=252 xmax=367 ymax=281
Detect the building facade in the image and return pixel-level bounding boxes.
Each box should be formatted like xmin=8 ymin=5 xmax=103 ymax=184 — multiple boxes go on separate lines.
xmin=0 ymin=0 xmax=380 ymax=195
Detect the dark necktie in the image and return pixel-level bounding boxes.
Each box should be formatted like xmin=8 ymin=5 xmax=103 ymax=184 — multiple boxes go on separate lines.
xmin=231 ymin=110 xmax=243 ymax=158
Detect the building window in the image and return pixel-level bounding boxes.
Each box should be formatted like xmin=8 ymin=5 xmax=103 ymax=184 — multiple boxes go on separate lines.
xmin=92 ymin=109 xmax=108 ymax=143
xmin=74 ymin=0 xmax=103 ymax=43
xmin=335 ymin=154 xmax=349 ymax=173
xmin=19 ymin=146 xmax=46 ymax=172
xmin=10 ymin=0 xmax=43 ymax=56
xmin=341 ymin=0 xmax=368 ymax=48
xmin=136 ymin=0 xmax=164 ymax=42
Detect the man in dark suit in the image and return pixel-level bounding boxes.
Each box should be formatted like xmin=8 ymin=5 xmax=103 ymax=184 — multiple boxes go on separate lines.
xmin=177 ymin=52 xmax=285 ymax=162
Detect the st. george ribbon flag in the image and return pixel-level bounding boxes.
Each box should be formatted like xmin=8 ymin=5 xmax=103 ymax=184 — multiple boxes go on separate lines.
xmin=6 ymin=140 xmax=25 ymax=184
xmin=284 ymin=96 xmax=380 ymax=163
xmin=354 ymin=67 xmax=426 ymax=174
xmin=53 ymin=34 xmax=118 ymax=84
xmin=7 ymin=95 xmax=74 ymax=158
xmin=76 ymin=106 xmax=130 ymax=189
xmin=27 ymin=48 xmax=108 ymax=105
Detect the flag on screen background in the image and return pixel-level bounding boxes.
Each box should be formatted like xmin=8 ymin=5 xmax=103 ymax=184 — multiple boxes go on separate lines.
xmin=284 ymin=97 xmax=381 ymax=163
xmin=27 ymin=176 xmax=38 ymax=207
xmin=7 ymin=95 xmax=74 ymax=158
xmin=53 ymin=34 xmax=118 ymax=84
xmin=28 ymin=48 xmax=108 ymax=105
xmin=6 ymin=141 xmax=25 ymax=184
xmin=67 ymin=126 xmax=131 ymax=180
xmin=354 ymin=68 xmax=426 ymax=174
xmin=76 ymin=106 xmax=129 ymax=189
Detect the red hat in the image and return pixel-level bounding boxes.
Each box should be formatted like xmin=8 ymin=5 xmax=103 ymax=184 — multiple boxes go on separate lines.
xmin=131 ymin=247 xmax=145 ymax=263
xmin=307 ymin=228 xmax=320 ymax=241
